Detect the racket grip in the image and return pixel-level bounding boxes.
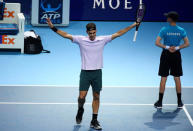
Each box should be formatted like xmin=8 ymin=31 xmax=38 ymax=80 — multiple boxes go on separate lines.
xmin=133 ymin=31 xmax=138 ymax=42
xmin=140 ymin=0 xmax=143 ymax=5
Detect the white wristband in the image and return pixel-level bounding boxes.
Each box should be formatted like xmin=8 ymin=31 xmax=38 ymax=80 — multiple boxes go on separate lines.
xmin=165 ymin=46 xmax=170 ymax=50
xmin=175 ymin=46 xmax=180 ymax=50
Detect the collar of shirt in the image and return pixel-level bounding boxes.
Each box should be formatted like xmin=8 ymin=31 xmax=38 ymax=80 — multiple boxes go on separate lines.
xmin=82 ymin=36 xmax=103 ymax=42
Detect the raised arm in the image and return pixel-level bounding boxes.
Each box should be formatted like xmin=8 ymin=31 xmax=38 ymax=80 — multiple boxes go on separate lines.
xmin=111 ymin=22 xmax=137 ymax=40
xmin=47 ymin=18 xmax=73 ymax=41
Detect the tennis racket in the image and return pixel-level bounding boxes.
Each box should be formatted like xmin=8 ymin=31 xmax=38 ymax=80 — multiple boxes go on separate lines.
xmin=133 ymin=0 xmax=146 ymax=42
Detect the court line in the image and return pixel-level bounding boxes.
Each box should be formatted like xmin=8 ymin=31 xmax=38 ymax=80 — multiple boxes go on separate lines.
xmin=0 ymin=85 xmax=193 ymax=88
xmin=1 ymin=102 xmax=193 ymax=126
xmin=183 ymin=105 xmax=193 ymax=126
xmin=0 ymin=102 xmax=193 ymax=106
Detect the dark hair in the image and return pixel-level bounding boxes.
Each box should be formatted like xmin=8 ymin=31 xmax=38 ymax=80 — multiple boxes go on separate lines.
xmin=86 ymin=23 xmax=96 ymax=31
xmin=164 ymin=11 xmax=179 ymax=22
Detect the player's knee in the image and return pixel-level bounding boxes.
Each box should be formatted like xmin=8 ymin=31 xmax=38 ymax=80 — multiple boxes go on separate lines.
xmin=78 ymin=97 xmax=85 ymax=106
xmin=174 ymin=76 xmax=180 ymax=80
xmin=162 ymin=77 xmax=167 ymax=80
xmin=161 ymin=77 xmax=167 ymax=83
xmin=79 ymin=92 xmax=87 ymax=99
xmin=93 ymin=94 xmax=100 ymax=101
xmin=79 ymin=95 xmax=86 ymax=99
xmin=93 ymin=96 xmax=99 ymax=101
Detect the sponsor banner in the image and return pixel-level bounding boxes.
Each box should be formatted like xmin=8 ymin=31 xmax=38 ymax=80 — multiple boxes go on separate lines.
xmin=5 ymin=0 xmax=193 ymax=21
xmin=0 ymin=35 xmax=15 ymax=45
xmin=70 ymin=0 xmax=193 ymax=21
xmin=3 ymin=7 xmax=15 ymax=18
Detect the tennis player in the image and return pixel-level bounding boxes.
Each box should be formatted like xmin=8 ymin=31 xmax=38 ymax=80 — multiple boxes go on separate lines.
xmin=47 ymin=18 xmax=138 ymax=130
xmin=154 ymin=11 xmax=190 ymax=108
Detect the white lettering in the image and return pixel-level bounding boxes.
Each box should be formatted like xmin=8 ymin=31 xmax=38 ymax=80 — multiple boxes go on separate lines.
xmin=93 ymin=0 xmax=133 ymax=10
xmin=48 ymin=14 xmax=55 ymax=19
xmin=109 ymin=0 xmax=120 ymax=9
xmin=54 ymin=14 xmax=61 ymax=19
xmin=41 ymin=14 xmax=61 ymax=19
xmin=41 ymin=14 xmax=48 ymax=19
xmin=93 ymin=0 xmax=105 ymax=9
xmin=124 ymin=0 xmax=132 ymax=9
xmin=167 ymin=32 xmax=181 ymax=36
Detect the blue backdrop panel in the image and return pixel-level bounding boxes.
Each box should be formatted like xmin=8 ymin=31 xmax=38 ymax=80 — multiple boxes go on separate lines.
xmin=5 ymin=0 xmax=193 ymax=21
xmin=5 ymin=0 xmax=32 ymax=22
xmin=38 ymin=0 xmax=63 ymax=24
xmin=69 ymin=0 xmax=193 ymax=21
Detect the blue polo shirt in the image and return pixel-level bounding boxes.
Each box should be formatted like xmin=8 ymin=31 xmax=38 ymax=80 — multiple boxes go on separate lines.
xmin=158 ymin=25 xmax=187 ymax=46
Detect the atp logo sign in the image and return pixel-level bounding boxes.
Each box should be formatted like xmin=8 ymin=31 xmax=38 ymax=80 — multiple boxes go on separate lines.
xmin=3 ymin=8 xmax=15 ymax=18
xmin=0 ymin=35 xmax=15 ymax=45
xmin=39 ymin=0 xmax=63 ymax=24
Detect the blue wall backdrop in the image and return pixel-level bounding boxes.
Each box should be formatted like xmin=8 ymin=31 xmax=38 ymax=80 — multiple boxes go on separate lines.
xmin=4 ymin=0 xmax=193 ymax=22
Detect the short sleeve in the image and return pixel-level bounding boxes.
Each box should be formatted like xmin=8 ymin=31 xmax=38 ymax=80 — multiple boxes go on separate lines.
xmin=103 ymin=35 xmax=112 ymax=45
xmin=181 ymin=29 xmax=187 ymax=39
xmin=72 ymin=35 xmax=83 ymax=44
xmin=158 ymin=27 xmax=165 ymax=38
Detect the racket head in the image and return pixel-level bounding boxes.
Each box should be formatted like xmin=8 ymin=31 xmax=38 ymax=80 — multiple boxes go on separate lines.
xmin=135 ymin=4 xmax=146 ymax=31
xmin=136 ymin=4 xmax=146 ymax=23
xmin=133 ymin=4 xmax=146 ymax=42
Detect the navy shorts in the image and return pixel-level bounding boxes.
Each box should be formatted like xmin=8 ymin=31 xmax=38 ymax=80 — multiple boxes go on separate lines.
xmin=159 ymin=50 xmax=183 ymax=77
xmin=79 ymin=69 xmax=102 ymax=92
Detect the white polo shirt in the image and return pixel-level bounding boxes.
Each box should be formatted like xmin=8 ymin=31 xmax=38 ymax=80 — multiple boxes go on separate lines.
xmin=72 ymin=35 xmax=112 ymax=70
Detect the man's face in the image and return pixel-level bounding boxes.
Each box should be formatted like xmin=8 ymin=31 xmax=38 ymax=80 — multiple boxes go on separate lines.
xmin=87 ymin=30 xmax=97 ymax=41
xmin=167 ymin=17 xmax=175 ymax=24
